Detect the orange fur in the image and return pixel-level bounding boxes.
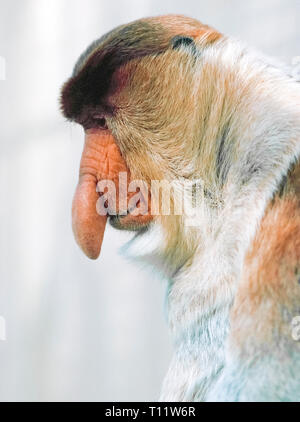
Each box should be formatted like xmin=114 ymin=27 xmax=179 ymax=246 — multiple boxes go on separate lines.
xmin=145 ymin=14 xmax=222 ymax=44
xmin=230 ymin=166 xmax=300 ymax=352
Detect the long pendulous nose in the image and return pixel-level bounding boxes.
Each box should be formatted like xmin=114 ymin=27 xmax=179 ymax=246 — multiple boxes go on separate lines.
xmin=72 ymin=130 xmax=129 ymax=259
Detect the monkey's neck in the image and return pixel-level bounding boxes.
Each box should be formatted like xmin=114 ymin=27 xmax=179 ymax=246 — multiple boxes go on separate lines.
xmin=159 ymin=161 xmax=300 ymax=402
xmin=160 ymin=61 xmax=300 ymax=400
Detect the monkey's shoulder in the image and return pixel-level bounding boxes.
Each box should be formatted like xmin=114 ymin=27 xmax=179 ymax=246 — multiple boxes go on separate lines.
xmin=230 ymin=182 xmax=300 ymax=353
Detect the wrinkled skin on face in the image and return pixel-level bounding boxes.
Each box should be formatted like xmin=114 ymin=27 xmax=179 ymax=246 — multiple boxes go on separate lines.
xmin=72 ymin=129 xmax=152 ymax=259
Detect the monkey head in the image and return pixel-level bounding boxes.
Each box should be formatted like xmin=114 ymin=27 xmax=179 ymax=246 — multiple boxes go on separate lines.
xmin=60 ymin=15 xmax=222 ymax=259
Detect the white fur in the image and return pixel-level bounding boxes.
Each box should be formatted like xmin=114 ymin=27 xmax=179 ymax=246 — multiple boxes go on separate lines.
xmin=125 ymin=38 xmax=300 ymax=401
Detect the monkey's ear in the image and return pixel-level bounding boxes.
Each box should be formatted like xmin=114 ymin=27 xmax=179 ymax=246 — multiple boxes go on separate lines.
xmin=170 ymin=35 xmax=196 ymax=52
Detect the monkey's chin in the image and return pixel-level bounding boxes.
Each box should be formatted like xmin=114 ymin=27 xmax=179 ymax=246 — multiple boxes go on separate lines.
xmin=109 ymin=213 xmax=153 ymax=232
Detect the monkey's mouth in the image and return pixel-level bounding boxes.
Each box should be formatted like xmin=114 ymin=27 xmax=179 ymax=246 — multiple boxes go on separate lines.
xmin=109 ymin=212 xmax=153 ymax=231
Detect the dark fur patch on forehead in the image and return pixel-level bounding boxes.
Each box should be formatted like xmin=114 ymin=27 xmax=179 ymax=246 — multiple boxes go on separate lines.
xmin=60 ymin=21 xmax=171 ymax=121
xmin=72 ymin=22 xmax=140 ymax=77
xmin=72 ymin=26 xmax=122 ymax=76
xmin=60 ymin=15 xmax=221 ymax=122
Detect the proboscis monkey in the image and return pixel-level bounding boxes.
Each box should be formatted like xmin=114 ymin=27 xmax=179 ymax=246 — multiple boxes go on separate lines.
xmin=60 ymin=15 xmax=300 ymax=402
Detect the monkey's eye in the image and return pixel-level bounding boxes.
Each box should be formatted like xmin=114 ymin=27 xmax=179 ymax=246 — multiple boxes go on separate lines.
xmin=93 ymin=115 xmax=108 ymax=130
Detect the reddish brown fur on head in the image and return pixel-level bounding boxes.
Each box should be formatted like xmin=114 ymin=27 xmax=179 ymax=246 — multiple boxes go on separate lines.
xmin=60 ymin=15 xmax=221 ymax=122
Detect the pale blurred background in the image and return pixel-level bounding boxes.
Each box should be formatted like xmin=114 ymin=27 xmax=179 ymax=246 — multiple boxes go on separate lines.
xmin=0 ymin=0 xmax=299 ymax=402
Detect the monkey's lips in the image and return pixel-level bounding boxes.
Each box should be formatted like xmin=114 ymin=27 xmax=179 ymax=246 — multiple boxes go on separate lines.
xmin=109 ymin=211 xmax=153 ymax=231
